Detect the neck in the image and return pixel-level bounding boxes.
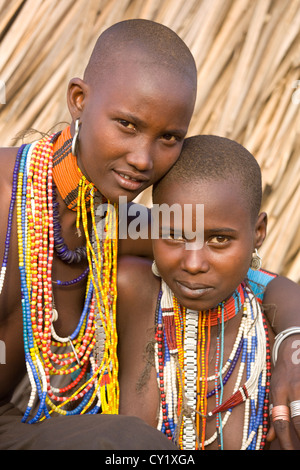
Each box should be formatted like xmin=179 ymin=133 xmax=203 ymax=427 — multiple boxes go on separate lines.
xmin=167 ymin=282 xmax=246 ymax=327
xmin=203 ymin=283 xmax=245 ymax=327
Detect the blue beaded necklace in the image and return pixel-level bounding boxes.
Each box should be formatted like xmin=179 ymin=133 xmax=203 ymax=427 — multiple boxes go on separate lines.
xmin=155 ymin=281 xmax=270 ymax=450
xmin=2 ymin=133 xmax=119 ymax=422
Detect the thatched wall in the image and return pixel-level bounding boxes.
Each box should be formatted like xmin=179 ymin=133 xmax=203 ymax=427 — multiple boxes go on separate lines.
xmin=0 ymin=0 xmax=299 ymax=282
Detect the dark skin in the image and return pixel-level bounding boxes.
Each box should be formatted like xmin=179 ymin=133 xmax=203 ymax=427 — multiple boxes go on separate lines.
xmin=0 ymin=151 xmax=153 ymax=402
xmin=117 ymin=179 xmax=300 ymax=450
xmin=117 ymin=256 xmax=277 ymax=450
xmin=0 ymin=48 xmax=195 ymax=406
xmin=1 ymin=152 xmax=300 ymax=450
xmin=1 ymin=56 xmax=299 ymax=450
xmin=263 ymin=279 xmax=300 ymax=448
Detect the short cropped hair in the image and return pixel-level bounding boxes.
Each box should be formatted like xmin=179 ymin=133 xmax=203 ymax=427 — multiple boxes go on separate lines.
xmin=84 ymin=19 xmax=197 ymax=88
xmin=153 ymin=135 xmax=262 ymax=222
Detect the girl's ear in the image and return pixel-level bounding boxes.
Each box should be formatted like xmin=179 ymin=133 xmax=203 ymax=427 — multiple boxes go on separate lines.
xmin=67 ymin=77 xmax=89 ymax=123
xmin=254 ymin=211 xmax=267 ymax=249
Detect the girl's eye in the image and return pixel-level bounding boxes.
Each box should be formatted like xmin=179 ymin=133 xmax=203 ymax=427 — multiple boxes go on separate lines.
xmin=160 ymin=229 xmax=185 ymax=241
xmin=118 ymin=120 xmax=136 ymax=130
xmin=162 ymin=134 xmax=178 ymax=142
xmin=209 ymin=235 xmax=230 ymax=244
xmin=170 ymin=234 xmax=185 ymax=241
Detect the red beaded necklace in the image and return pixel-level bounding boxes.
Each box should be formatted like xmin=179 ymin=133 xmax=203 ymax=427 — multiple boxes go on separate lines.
xmin=204 ymin=282 xmax=245 ymax=327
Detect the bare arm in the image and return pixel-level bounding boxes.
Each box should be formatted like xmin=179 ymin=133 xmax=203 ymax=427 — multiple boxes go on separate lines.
xmin=264 ymin=275 xmax=300 ymax=449
xmin=117 ymin=255 xmax=160 ymax=427
xmin=264 ymin=275 xmax=300 ymax=333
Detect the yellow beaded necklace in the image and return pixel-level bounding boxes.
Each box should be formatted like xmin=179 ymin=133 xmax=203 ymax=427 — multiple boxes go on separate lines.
xmin=15 ymin=133 xmax=119 ymax=423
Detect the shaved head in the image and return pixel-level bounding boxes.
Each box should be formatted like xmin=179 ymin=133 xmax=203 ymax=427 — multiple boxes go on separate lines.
xmin=154 ymin=135 xmax=263 ymax=223
xmin=83 ymin=19 xmax=197 ymax=90
xmin=67 ymin=19 xmax=197 ymax=203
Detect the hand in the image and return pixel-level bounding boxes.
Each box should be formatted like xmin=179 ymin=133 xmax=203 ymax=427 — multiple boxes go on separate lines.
xmin=267 ymin=335 xmax=300 ymax=449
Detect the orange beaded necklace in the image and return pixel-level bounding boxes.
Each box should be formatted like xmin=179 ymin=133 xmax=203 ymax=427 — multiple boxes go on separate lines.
xmin=203 ymin=283 xmax=245 ymax=327
xmin=52 ymin=126 xmax=95 ymax=211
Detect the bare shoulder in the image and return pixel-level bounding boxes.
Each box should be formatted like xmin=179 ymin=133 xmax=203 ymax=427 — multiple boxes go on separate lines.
xmin=263 ymin=275 xmax=300 ymax=307
xmin=117 ymin=255 xmax=160 ymax=361
xmin=263 ymin=274 xmax=300 ymax=332
xmin=118 ymin=255 xmax=158 ymax=302
xmin=117 ymin=255 xmax=160 ymax=327
xmin=117 ymin=254 xmax=153 ymax=279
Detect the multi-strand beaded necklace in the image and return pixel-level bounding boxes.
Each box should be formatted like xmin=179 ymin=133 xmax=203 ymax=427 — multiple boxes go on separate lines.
xmin=1 ymin=127 xmax=119 ymax=422
xmin=155 ymin=277 xmax=272 ymax=450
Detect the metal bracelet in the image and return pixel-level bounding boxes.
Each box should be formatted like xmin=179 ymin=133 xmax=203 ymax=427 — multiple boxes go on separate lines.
xmin=272 ymin=327 xmax=300 ymax=365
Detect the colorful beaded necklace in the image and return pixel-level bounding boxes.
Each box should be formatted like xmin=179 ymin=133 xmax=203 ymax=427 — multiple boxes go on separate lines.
xmin=2 ymin=129 xmax=119 ymax=422
xmin=52 ymin=126 xmax=93 ymax=212
xmin=155 ymin=279 xmax=271 ymax=450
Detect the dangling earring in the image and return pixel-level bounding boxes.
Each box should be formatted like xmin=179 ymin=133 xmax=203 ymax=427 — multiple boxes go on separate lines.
xmin=71 ymin=118 xmax=80 ymax=157
xmin=152 ymin=260 xmax=161 ymax=277
xmin=250 ymin=248 xmax=262 ymax=270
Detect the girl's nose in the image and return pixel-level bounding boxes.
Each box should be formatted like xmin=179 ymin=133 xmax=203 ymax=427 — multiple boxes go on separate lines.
xmin=181 ymin=246 xmax=209 ymax=274
xmin=126 ymin=139 xmax=154 ymax=172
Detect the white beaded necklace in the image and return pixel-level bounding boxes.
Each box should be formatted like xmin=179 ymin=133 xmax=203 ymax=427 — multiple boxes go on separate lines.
xmin=155 ymin=280 xmax=268 ymax=450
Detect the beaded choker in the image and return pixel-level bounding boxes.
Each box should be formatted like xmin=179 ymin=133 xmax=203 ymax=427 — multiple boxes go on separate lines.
xmin=202 ymin=283 xmax=245 ymax=327
xmin=155 ymin=279 xmax=271 ymax=450
xmin=2 ymin=132 xmax=119 ymax=422
xmin=52 ymin=126 xmax=95 ymax=211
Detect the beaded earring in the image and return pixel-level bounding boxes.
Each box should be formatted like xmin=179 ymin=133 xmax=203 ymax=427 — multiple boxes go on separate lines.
xmin=71 ymin=118 xmax=80 ymax=157
xmin=250 ymin=249 xmax=262 ymax=270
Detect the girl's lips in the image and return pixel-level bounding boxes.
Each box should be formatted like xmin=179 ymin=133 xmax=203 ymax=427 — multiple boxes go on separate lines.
xmin=175 ymin=281 xmax=214 ymax=299
xmin=113 ymin=170 xmax=148 ymax=192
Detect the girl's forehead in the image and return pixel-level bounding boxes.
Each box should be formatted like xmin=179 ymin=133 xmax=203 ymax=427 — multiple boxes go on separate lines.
xmin=154 ymin=179 xmax=252 ymax=219
xmin=156 ymin=178 xmax=240 ymax=203
xmin=87 ymin=62 xmax=196 ymax=130
xmin=153 ymin=179 xmax=253 ymax=237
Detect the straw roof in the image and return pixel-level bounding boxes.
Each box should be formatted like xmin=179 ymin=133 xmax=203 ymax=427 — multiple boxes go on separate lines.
xmin=0 ymin=0 xmax=299 ymax=282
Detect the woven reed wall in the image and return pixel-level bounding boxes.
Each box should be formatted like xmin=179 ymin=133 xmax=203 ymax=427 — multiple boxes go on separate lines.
xmin=0 ymin=0 xmax=299 ymax=282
